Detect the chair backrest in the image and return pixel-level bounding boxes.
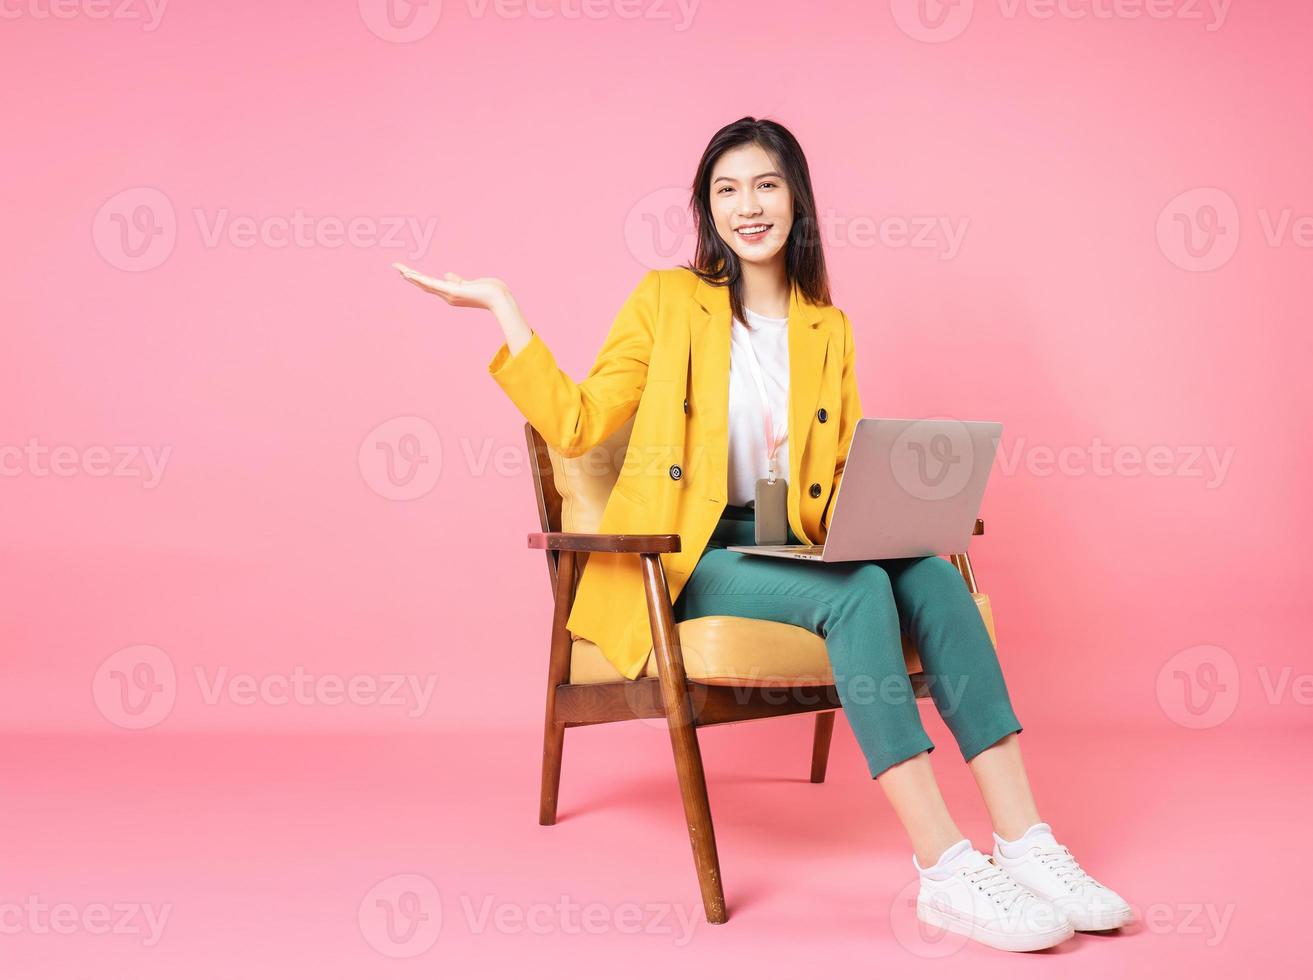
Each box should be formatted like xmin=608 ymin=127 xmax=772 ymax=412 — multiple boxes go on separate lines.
xmin=524 ymin=415 xmax=636 ymax=594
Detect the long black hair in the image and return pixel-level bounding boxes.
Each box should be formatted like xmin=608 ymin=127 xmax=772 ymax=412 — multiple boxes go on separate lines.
xmin=683 ymin=116 xmax=832 ymax=325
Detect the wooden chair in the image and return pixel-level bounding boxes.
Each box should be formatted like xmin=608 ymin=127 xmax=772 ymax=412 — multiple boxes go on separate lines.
xmin=524 ymin=417 xmax=992 ymax=925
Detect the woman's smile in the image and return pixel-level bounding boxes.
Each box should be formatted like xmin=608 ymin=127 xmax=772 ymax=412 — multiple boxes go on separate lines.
xmin=735 ymin=222 xmax=773 ymax=244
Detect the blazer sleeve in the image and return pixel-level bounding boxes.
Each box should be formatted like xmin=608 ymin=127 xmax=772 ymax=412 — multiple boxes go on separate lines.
xmin=486 ymin=269 xmax=660 ymax=458
xmin=822 ymin=308 xmax=863 ymax=533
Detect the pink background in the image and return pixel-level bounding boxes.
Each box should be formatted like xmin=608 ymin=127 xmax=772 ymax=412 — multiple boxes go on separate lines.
xmin=2 ymin=0 xmax=1309 ymax=976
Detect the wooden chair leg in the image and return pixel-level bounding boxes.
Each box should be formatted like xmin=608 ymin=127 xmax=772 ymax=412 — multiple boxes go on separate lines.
xmin=539 ymin=715 xmax=564 ymax=826
xmin=810 ymin=710 xmax=836 ymax=783
xmin=641 ymin=554 xmax=728 ymax=925
xmin=540 ymin=551 xmax=576 ymax=826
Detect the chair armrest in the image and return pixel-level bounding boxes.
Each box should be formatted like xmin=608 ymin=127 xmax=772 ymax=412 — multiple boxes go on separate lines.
xmin=974 ymin=518 xmax=984 ymax=536
xmin=527 ymin=532 xmax=682 ymax=554
xmin=534 ymin=522 xmax=973 ymax=553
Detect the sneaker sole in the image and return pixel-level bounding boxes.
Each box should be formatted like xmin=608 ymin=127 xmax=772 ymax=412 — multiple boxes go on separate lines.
xmin=916 ymin=899 xmax=1075 ymax=953
xmin=1067 ymin=904 xmax=1135 ymax=931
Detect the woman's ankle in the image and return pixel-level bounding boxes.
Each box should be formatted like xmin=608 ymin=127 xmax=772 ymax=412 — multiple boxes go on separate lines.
xmin=912 ymin=829 xmax=971 ymax=869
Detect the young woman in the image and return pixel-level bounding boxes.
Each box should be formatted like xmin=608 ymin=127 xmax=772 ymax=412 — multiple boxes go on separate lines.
xmin=395 ymin=117 xmax=1132 ymax=952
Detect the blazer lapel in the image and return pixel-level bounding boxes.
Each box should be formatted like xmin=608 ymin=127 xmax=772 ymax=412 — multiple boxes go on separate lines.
xmin=784 ymin=277 xmax=829 ymax=493
xmin=688 ymin=276 xmax=731 ymax=501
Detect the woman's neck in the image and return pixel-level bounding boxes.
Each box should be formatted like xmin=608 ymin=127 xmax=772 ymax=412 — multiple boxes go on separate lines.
xmin=739 ymin=260 xmax=790 ymax=319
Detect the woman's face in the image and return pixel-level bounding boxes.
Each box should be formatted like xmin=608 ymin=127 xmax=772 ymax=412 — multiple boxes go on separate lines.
xmin=709 ymin=142 xmax=793 ymax=269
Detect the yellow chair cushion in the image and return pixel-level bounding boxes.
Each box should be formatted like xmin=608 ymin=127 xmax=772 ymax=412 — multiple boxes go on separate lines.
xmin=568 ymin=593 xmax=997 ymax=686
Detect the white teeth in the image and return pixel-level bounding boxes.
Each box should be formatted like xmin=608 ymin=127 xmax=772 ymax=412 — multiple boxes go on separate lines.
xmin=738 ymin=225 xmax=770 ymax=234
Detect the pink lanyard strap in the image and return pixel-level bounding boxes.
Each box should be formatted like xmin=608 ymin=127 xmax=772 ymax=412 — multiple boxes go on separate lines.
xmin=737 ymin=324 xmax=786 ymax=482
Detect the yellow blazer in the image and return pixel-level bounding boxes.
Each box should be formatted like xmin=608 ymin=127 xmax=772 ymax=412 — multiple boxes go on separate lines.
xmin=487 ymin=266 xmax=863 ymax=680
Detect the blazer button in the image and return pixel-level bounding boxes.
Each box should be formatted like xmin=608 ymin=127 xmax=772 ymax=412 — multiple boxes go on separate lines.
xmin=809 ymin=482 xmax=822 ymax=498
xmin=817 ymin=407 xmax=828 ymax=423
xmin=669 ymin=464 xmax=682 ymax=480
xmin=683 ymin=397 xmax=689 ymax=414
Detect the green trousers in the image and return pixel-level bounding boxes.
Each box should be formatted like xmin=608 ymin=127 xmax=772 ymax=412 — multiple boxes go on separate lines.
xmin=672 ymin=504 xmax=1023 ymax=778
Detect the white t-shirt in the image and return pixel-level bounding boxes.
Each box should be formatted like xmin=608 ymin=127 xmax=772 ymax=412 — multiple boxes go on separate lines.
xmin=727 ymin=307 xmax=790 ymax=507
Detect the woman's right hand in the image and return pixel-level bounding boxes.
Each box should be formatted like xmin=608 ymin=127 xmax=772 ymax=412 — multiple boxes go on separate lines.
xmin=395 ymin=262 xmax=534 ymax=356
xmin=392 ymin=262 xmax=513 ymax=313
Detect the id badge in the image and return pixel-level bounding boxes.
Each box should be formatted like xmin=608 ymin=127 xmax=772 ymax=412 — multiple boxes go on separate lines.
xmin=753 ymin=477 xmax=788 ymax=545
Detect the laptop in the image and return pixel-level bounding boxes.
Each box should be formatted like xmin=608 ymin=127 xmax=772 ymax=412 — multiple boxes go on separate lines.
xmin=726 ymin=418 xmax=1003 ymax=562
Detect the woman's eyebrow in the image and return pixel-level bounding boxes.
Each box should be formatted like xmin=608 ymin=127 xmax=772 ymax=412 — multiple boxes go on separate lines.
xmin=712 ymin=171 xmax=784 ymax=184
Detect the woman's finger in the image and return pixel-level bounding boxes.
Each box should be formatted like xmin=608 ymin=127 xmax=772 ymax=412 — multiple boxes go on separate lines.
xmin=395 ymin=269 xmax=451 ymax=297
xmin=392 ymin=263 xmax=501 ymax=310
xmin=397 ymin=266 xmax=457 ymax=294
xmin=394 ymin=263 xmax=442 ymax=284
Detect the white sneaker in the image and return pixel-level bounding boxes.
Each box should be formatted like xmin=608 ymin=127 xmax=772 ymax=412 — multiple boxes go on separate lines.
xmin=914 ymin=839 xmax=1075 ymax=952
xmin=992 ymin=822 xmax=1134 ymax=931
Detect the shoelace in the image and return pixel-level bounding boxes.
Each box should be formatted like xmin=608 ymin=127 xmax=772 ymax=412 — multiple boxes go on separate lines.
xmin=961 ymin=859 xmax=1030 ymax=912
xmin=1032 ymin=844 xmax=1099 ymax=891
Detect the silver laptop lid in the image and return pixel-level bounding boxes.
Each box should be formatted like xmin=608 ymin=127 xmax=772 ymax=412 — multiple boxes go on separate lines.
xmin=821 ymin=418 xmax=1003 ymax=562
